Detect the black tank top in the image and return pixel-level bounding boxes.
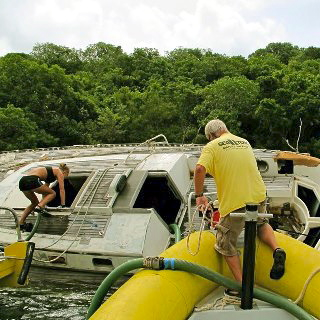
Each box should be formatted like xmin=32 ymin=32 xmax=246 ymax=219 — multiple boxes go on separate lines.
xmin=45 ymin=166 xmax=56 ymax=183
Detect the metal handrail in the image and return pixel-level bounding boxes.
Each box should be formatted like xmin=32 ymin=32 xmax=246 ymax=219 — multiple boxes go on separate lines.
xmin=124 ymin=134 xmax=170 ymax=164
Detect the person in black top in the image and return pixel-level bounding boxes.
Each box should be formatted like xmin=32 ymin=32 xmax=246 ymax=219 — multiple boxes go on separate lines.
xmin=18 ymin=163 xmax=70 ymax=230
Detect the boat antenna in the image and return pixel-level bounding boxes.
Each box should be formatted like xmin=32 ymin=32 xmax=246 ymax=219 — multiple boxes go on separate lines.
xmin=189 ymin=125 xmax=202 ymax=145
xmin=284 ymin=118 xmax=302 ymax=153
xmin=181 ymin=124 xmax=190 ymax=145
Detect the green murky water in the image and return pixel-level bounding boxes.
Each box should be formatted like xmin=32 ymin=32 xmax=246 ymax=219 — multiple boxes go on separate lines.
xmin=0 ymin=270 xmax=120 ymax=320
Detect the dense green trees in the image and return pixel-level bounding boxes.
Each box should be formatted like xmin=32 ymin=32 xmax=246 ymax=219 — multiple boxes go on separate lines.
xmin=0 ymin=104 xmax=38 ymax=150
xmin=0 ymin=42 xmax=319 ymax=156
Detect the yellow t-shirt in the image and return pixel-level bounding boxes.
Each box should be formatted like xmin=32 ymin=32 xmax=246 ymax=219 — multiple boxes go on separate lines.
xmin=197 ymin=132 xmax=266 ymax=216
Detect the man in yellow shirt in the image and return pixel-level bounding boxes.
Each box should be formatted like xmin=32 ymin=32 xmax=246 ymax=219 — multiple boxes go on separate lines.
xmin=194 ymin=119 xmax=286 ymax=288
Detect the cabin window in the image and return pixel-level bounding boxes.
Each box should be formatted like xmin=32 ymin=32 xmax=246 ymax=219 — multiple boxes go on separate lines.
xmin=92 ymin=258 xmax=113 ymax=266
xmin=48 ymin=256 xmax=66 ymax=264
xmin=298 ymin=185 xmax=320 ymax=217
xmin=303 ymin=227 xmax=320 ymax=248
xmin=277 ymin=159 xmax=293 ymax=174
xmin=256 ymin=160 xmax=269 ymax=173
xmin=133 ymin=176 xmax=181 ymax=225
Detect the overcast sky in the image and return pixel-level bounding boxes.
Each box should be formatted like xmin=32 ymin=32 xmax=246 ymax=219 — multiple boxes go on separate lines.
xmin=1 ymin=0 xmax=320 ymax=57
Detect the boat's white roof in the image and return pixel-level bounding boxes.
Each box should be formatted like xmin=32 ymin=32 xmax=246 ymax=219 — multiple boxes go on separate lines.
xmin=0 ymin=143 xmax=284 ymax=182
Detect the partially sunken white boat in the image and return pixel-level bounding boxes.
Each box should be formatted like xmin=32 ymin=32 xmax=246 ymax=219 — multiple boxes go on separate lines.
xmin=0 ymin=136 xmax=320 ymax=277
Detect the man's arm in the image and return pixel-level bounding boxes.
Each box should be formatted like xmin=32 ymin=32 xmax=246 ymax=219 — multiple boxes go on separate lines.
xmin=194 ymin=164 xmax=209 ymax=211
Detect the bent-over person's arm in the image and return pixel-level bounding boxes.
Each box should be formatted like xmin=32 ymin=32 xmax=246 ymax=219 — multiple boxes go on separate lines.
xmin=56 ymin=171 xmax=66 ymax=206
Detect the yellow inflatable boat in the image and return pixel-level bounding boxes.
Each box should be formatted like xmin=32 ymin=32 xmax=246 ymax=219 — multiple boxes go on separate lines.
xmin=0 ymin=206 xmax=35 ymax=287
xmin=90 ymin=231 xmax=320 ymax=320
xmin=0 ymin=241 xmax=35 ymax=287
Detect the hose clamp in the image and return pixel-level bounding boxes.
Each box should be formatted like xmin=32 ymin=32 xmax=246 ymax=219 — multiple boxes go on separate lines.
xmin=143 ymin=257 xmax=164 ymax=270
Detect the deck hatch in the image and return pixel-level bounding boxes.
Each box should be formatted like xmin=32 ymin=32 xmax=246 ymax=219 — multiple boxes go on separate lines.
xmin=133 ymin=175 xmax=182 ymax=225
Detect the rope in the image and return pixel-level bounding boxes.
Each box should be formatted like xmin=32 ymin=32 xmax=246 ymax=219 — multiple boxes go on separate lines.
xmin=256 ymin=208 xmax=320 ymax=306
xmin=33 ymin=151 xmax=160 ymax=262
xmin=194 ymin=295 xmax=242 ymax=311
xmin=186 ymin=202 xmax=213 ymax=256
xmin=0 ymin=256 xmax=25 ymax=261
xmin=187 ymin=201 xmax=320 ymax=308
xmin=294 ymin=267 xmax=320 ymax=304
xmin=33 ymin=168 xmax=110 ymax=263
xmin=37 ymin=168 xmax=109 ymax=249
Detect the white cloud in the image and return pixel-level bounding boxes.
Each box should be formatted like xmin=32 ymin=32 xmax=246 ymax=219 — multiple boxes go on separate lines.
xmin=0 ymin=0 xmax=318 ymax=57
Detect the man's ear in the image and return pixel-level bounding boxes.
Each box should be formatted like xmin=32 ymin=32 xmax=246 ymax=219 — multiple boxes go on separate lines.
xmin=210 ymin=132 xmax=217 ymax=140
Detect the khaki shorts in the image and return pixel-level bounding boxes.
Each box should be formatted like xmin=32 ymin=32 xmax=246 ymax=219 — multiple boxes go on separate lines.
xmin=214 ymin=204 xmax=268 ymax=256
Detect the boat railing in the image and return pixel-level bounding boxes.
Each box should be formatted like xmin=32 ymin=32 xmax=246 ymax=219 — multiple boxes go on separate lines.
xmin=123 ymin=134 xmax=170 ymax=164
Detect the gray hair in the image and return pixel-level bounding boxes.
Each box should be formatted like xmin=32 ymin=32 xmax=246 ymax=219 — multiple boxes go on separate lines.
xmin=205 ymin=119 xmax=228 ymax=140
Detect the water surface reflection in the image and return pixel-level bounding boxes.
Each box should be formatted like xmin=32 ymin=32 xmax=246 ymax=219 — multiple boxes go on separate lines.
xmin=0 ymin=269 xmax=121 ymax=320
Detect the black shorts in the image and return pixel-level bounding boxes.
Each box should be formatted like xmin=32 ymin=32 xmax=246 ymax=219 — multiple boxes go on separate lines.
xmin=19 ymin=175 xmax=43 ymax=191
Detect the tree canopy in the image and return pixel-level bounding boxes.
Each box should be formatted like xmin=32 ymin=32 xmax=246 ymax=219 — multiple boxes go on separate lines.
xmin=0 ymin=42 xmax=319 ymax=157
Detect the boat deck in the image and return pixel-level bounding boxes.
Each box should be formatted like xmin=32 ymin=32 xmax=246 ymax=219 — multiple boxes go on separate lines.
xmin=189 ymin=286 xmax=297 ymax=319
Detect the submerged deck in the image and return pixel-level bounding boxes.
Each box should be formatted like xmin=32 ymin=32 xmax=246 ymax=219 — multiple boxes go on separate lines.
xmin=0 ymin=142 xmax=319 ymax=274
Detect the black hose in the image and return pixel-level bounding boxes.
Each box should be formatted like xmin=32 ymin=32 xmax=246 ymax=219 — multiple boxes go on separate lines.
xmin=18 ymin=242 xmax=35 ymax=285
xmin=276 ymin=227 xmax=319 ymax=238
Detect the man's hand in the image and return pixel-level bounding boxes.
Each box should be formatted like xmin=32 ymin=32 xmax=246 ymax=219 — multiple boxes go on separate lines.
xmin=196 ymin=195 xmax=209 ymax=212
xmin=194 ymin=164 xmax=208 ymax=212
